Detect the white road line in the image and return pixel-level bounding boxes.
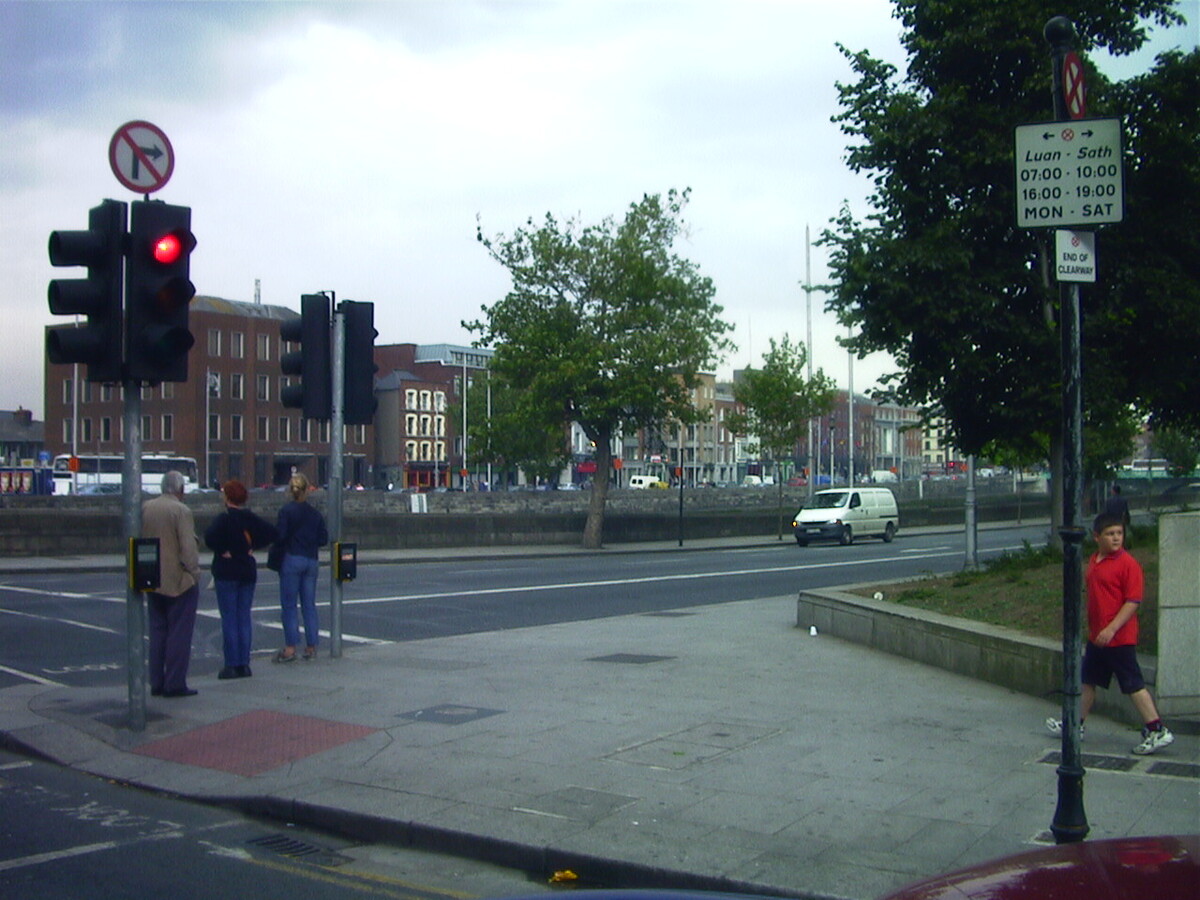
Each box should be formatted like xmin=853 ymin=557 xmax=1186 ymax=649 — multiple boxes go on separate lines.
xmin=0 ymin=607 xmax=120 ymax=635
xmin=344 ymin=548 xmax=996 ymax=606
xmin=0 ymin=665 xmax=66 ymax=687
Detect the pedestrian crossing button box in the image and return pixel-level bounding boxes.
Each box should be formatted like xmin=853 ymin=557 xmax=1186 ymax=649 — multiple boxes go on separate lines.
xmin=129 ymin=538 xmax=160 ymax=592
xmin=335 ymin=541 xmax=357 ymax=582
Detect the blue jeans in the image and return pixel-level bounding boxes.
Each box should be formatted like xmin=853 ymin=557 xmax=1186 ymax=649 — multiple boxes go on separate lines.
xmin=214 ymin=579 xmax=256 ymax=668
xmin=279 ymin=553 xmax=320 ymax=649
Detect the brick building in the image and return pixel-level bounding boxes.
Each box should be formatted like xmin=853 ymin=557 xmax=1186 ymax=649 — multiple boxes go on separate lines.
xmin=43 ymin=296 xmax=373 ymax=489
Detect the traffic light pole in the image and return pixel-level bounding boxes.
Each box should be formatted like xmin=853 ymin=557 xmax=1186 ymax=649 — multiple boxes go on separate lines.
xmin=122 ymin=385 xmax=147 ymax=732
xmin=328 ymin=304 xmax=346 ymax=659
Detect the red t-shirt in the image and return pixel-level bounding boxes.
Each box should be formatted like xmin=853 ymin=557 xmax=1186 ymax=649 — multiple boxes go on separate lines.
xmin=1085 ymin=548 xmax=1143 ymax=646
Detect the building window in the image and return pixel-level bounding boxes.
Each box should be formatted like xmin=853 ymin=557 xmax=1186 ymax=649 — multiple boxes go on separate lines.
xmin=257 ymin=333 xmax=271 ymax=361
xmin=101 ymin=417 xmax=112 ymax=442
xmin=231 ymin=373 xmax=244 ymax=401
xmin=231 ymin=415 xmax=243 ymax=441
xmin=101 ymin=384 xmax=114 ymax=403
xmin=162 ymin=414 xmax=174 ymax=441
xmin=434 ymin=391 xmax=446 ymax=412
xmin=63 ymin=379 xmax=73 ymax=404
xmin=405 ymin=413 xmax=417 ymax=435
xmin=142 ymin=415 xmax=152 ymax=440
xmin=405 ymin=440 xmax=417 ymax=459
xmin=80 ymin=418 xmax=92 ymax=442
xmin=257 ymin=416 xmax=269 ymax=441
xmin=435 ymin=415 xmax=445 ymax=437
xmin=231 ymin=332 xmax=245 ymax=359
xmin=420 ymin=390 xmax=431 ymax=411
xmin=405 ymin=389 xmax=417 ymax=409
xmin=420 ymin=441 xmax=431 ymax=460
xmin=208 ymin=329 xmax=221 ymax=357
xmin=140 ymin=385 xmax=153 ymax=401
xmin=298 ymin=418 xmax=310 ymax=443
xmin=62 ymin=420 xmax=73 ymax=444
xmin=354 ymin=424 xmax=366 ymax=444
xmin=278 ymin=417 xmax=290 ymax=443
xmin=209 ymin=414 xmax=220 ymax=441
xmin=256 ymin=375 xmax=270 ymax=402
xmin=420 ymin=415 xmax=431 ymax=436
xmin=208 ymin=372 xmax=221 ymax=398
xmin=435 ymin=441 xmax=445 ymax=461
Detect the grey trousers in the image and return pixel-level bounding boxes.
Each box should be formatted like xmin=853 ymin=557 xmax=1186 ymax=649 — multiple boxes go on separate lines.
xmin=147 ymin=584 xmax=199 ymax=693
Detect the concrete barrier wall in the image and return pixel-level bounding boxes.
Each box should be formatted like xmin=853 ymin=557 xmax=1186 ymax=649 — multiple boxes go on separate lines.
xmin=1157 ymin=512 xmax=1200 ymax=717
xmin=0 ymin=490 xmax=1047 ymax=556
xmin=796 ymin=587 xmax=1149 ymax=728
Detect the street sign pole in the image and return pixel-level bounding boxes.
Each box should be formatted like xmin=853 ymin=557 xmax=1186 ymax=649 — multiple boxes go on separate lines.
xmin=123 ymin=383 xmax=146 ymax=732
xmin=1045 ymin=15 xmax=1089 ymax=846
xmin=329 ymin=298 xmax=345 ymax=659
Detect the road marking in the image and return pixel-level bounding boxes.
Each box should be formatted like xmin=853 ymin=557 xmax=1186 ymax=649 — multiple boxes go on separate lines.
xmin=903 ymin=546 xmax=951 ymax=553
xmin=0 ymin=664 xmax=66 ymax=687
xmin=345 ymin=547 xmax=1028 ymax=607
xmin=193 ymin=609 xmax=388 ymax=645
xmin=0 ymin=584 xmax=118 ymax=601
xmin=0 ymin=840 xmax=119 ymax=872
xmin=0 ymin=760 xmax=34 ymax=770
xmin=0 ymin=606 xmax=121 ymax=635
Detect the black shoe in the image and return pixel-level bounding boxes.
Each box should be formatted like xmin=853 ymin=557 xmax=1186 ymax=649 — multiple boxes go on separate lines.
xmin=237 ymin=665 xmax=252 ymax=678
xmin=218 ymin=667 xmax=238 ymax=680
xmin=162 ymin=688 xmax=198 ymax=698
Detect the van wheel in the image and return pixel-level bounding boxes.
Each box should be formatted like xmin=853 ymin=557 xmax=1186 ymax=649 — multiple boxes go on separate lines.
xmin=883 ymin=522 xmax=896 ymax=543
xmin=795 ymin=536 xmax=808 ymax=547
xmin=839 ymin=526 xmax=853 ymax=546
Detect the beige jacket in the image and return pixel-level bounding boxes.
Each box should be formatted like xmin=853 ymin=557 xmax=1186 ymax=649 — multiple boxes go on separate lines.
xmin=142 ymin=492 xmax=200 ymax=597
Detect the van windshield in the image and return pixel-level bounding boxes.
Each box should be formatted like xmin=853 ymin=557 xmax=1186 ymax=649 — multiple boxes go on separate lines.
xmin=809 ymin=491 xmax=848 ymax=509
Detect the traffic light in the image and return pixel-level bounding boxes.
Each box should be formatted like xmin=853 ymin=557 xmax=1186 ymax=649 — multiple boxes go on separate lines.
xmin=341 ymin=300 xmax=378 ymax=425
xmin=46 ymin=199 xmax=127 ymax=383
xmin=125 ymin=200 xmax=196 ymax=383
xmin=280 ymin=294 xmax=332 ymax=420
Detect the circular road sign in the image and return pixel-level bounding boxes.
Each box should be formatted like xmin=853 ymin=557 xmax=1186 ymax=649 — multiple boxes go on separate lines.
xmin=108 ymin=120 xmax=175 ymax=194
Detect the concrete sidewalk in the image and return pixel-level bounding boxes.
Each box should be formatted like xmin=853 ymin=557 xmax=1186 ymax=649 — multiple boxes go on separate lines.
xmin=1 ymin=530 xmax=1196 ymax=900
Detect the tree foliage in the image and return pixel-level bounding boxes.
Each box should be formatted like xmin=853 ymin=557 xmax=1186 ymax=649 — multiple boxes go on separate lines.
xmin=726 ymin=335 xmax=837 ymax=463
xmin=1154 ymin=425 xmax=1200 ymax=477
xmin=821 ymin=0 xmax=1197 ymax=465
xmin=468 ymin=190 xmax=734 ymax=547
xmin=448 ymin=373 xmax=571 ymax=487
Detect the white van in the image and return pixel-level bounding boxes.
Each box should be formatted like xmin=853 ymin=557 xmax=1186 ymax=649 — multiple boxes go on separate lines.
xmin=791 ymin=487 xmax=899 ymax=546
xmin=628 ymin=474 xmax=668 ymax=490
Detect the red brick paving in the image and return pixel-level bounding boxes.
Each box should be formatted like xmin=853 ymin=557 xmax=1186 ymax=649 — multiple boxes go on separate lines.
xmin=132 ymin=709 xmax=378 ymax=776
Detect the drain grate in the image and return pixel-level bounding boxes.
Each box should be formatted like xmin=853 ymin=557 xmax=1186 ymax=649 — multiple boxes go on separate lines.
xmin=1039 ymin=751 xmax=1139 ymax=772
xmin=1147 ymin=761 xmax=1200 ymax=779
xmin=247 ymin=834 xmax=350 ymax=866
xmin=588 ymin=653 xmax=676 ymax=665
xmin=397 ymin=704 xmax=504 ymax=725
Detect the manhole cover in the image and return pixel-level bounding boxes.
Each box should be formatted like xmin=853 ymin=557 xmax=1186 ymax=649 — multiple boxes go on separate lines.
xmin=398 ymin=704 xmax=504 ymax=725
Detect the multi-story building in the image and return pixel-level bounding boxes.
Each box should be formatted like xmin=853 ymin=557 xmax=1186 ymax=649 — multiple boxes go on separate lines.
xmin=43 ymin=296 xmax=374 ymax=489
xmin=920 ymin=416 xmax=966 ymax=475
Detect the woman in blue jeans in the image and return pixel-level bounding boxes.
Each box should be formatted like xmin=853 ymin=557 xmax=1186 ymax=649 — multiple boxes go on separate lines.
xmin=273 ymin=473 xmax=329 ymax=662
xmin=204 ymin=480 xmax=277 ymax=679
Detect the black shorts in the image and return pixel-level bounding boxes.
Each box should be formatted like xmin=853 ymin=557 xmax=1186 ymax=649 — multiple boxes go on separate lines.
xmin=1082 ymin=643 xmax=1146 ymax=694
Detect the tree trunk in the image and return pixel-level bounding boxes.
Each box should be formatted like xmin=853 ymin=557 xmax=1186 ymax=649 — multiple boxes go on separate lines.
xmin=582 ymin=429 xmax=612 ymax=549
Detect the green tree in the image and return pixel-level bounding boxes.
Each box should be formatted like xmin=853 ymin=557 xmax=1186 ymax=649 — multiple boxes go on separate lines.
xmin=448 ymin=373 xmax=572 ymax=488
xmin=1154 ymin=426 xmax=1200 ymax=477
xmin=468 ymin=190 xmax=734 ymax=547
xmin=820 ymin=0 xmax=1195 ymax=532
xmin=726 ymin=336 xmax=837 ymax=537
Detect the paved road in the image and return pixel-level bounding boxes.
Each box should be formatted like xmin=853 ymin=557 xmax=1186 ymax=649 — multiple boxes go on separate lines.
xmin=0 ymin=525 xmax=1048 ymax=691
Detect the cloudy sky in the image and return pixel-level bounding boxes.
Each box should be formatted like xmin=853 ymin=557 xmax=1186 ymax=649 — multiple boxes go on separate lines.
xmin=2 ymin=1 xmax=1195 ymax=418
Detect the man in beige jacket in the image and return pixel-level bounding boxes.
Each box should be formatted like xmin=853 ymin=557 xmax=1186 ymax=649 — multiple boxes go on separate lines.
xmin=142 ymin=470 xmax=201 ymax=697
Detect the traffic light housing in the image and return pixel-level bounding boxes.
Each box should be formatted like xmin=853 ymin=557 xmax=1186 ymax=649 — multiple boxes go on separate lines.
xmin=46 ymin=199 xmax=127 ymax=383
xmin=281 ymin=294 xmax=332 ymax=420
xmin=125 ymin=200 xmax=196 ymax=383
xmin=342 ymin=300 xmax=378 ymax=425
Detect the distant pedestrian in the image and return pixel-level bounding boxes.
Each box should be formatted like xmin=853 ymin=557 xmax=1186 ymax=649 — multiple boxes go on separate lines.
xmin=273 ymin=473 xmax=328 ymax=662
xmin=1047 ymin=512 xmax=1173 ymax=755
xmin=204 ymin=479 xmax=278 ymax=680
xmin=142 ymin=471 xmax=201 ymax=697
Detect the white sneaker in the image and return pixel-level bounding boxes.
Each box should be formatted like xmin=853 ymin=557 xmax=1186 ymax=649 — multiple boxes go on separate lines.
xmin=1045 ymin=718 xmax=1084 ymax=738
xmin=1132 ymin=726 xmax=1174 ymax=755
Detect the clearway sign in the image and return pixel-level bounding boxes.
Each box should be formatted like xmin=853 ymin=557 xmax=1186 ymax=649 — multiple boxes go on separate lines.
xmin=1014 ymin=118 xmax=1122 ymax=228
xmin=1055 ymin=230 xmax=1096 ymax=283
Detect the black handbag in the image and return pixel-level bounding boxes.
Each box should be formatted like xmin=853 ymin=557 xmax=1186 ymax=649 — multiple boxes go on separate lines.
xmin=266 ymin=543 xmax=285 ymax=572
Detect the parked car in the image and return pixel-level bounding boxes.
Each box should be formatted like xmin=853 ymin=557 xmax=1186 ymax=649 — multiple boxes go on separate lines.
xmin=792 ymin=487 xmax=899 ymax=546
xmin=878 ymin=834 xmax=1199 ymax=899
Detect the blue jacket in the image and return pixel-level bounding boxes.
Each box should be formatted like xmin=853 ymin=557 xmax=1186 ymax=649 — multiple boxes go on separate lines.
xmin=275 ymin=501 xmax=328 ymax=560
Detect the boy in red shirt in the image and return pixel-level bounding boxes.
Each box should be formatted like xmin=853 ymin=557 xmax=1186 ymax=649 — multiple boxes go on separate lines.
xmin=1047 ymin=513 xmax=1174 ymax=755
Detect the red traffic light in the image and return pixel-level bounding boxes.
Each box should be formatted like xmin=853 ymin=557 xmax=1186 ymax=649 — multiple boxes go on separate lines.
xmin=154 ymin=233 xmax=182 ymax=264
xmin=151 ymin=229 xmax=194 ymax=265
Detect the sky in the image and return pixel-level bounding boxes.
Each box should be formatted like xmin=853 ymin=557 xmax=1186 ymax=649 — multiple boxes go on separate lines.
xmin=2 ymin=1 xmax=1196 ymax=419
